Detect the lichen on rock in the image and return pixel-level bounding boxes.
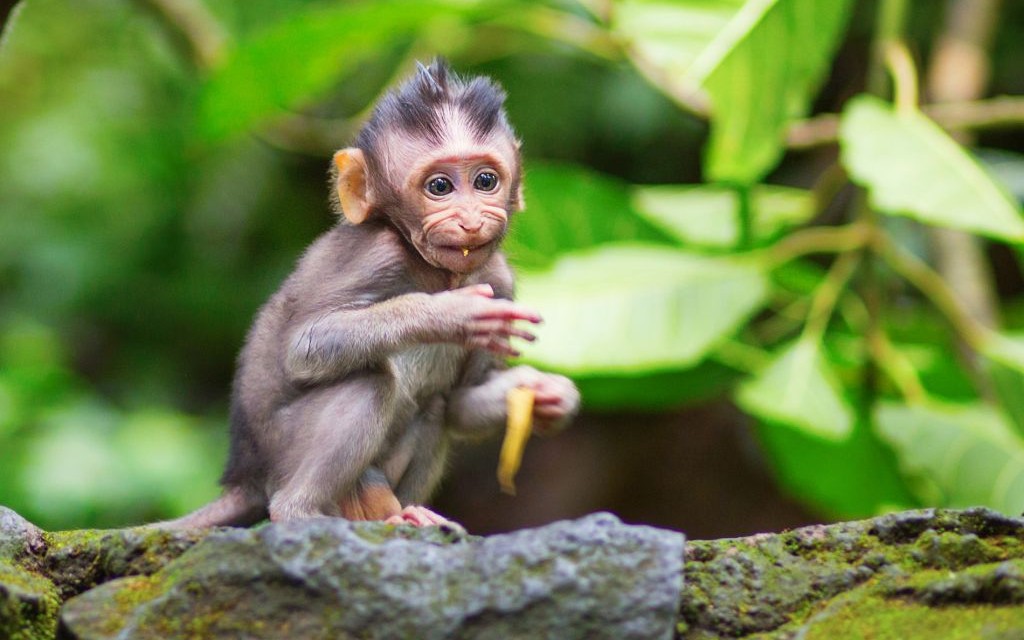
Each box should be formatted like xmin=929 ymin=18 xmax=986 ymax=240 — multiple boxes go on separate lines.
xmin=3 ymin=505 xmax=1024 ymax=639
xmin=680 ymin=507 xmax=1024 ymax=639
xmin=58 ymin=513 xmax=685 ymax=640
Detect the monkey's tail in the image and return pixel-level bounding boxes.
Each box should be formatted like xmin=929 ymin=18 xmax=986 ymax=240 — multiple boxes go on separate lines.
xmin=149 ymin=486 xmax=267 ymax=529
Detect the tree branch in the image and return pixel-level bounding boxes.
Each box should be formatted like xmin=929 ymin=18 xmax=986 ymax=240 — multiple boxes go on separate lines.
xmin=786 ymin=95 xmax=1024 ymax=149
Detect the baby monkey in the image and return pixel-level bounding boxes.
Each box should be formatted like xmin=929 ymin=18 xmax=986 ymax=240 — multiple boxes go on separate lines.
xmin=165 ymin=59 xmax=579 ymax=529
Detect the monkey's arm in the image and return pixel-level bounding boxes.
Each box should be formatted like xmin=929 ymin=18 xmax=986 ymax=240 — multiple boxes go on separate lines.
xmin=285 ymin=284 xmax=539 ymax=385
xmin=446 ymin=363 xmax=580 ymax=439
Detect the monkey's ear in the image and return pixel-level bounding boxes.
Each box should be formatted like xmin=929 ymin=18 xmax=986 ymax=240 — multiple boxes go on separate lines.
xmin=512 ymin=181 xmax=526 ymax=212
xmin=333 ymin=148 xmax=372 ymax=225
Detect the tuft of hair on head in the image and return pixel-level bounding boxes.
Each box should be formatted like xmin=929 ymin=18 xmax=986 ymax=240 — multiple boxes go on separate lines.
xmin=355 ymin=57 xmax=515 ymax=160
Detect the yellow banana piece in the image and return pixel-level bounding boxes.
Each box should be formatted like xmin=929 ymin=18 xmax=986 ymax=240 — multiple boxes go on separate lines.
xmin=498 ymin=387 xmax=535 ymax=495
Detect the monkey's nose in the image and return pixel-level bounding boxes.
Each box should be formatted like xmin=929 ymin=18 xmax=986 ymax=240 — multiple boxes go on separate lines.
xmin=458 ymin=217 xmax=484 ymax=233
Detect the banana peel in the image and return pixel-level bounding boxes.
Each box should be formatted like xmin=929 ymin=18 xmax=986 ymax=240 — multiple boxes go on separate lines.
xmin=498 ymin=387 xmax=535 ymax=495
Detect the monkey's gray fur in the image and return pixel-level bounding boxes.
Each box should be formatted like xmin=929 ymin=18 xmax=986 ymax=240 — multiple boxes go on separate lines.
xmin=159 ymin=59 xmax=578 ymax=528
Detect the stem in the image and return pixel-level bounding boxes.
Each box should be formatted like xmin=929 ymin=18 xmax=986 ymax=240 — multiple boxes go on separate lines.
xmin=853 ymin=0 xmax=909 ymax=422
xmin=786 ymin=96 xmax=1024 ymax=149
xmin=735 ymin=184 xmax=754 ymax=250
xmin=839 ymin=290 xmax=927 ymax=404
xmin=868 ymin=0 xmax=910 ymax=96
xmin=487 ymin=7 xmax=619 ymax=61
xmin=713 ymin=339 xmax=771 ymax=374
xmin=138 ymin=0 xmax=228 ymax=70
xmin=922 ymin=0 xmax=1003 ymax=401
xmin=922 ymin=0 xmax=1003 ymax=328
xmin=873 ymin=332 xmax=928 ymax=404
xmin=876 ymin=236 xmax=987 ymax=350
xmin=884 ymin=41 xmax=919 ymax=114
xmin=761 ymin=223 xmax=872 ymax=269
xmin=800 ymin=251 xmax=861 ymax=346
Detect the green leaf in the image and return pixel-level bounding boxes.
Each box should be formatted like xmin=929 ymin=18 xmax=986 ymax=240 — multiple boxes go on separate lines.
xmin=699 ymin=0 xmax=853 ymax=184
xmin=979 ymin=331 xmax=1024 ymax=438
xmin=575 ymin=361 xmax=738 ymax=410
xmin=0 ymin=1 xmax=28 ymax=66
xmin=755 ymin=418 xmax=915 ymax=518
xmin=977 ymin=148 xmax=1024 ymax=203
xmin=633 ymin=183 xmax=813 ymax=248
xmin=875 ymin=401 xmax=1024 ymax=514
xmin=516 ymin=245 xmax=769 ymax=374
xmin=200 ymin=1 xmax=476 ymax=140
xmin=616 ymin=0 xmax=853 ymax=184
xmin=506 ymin=163 xmax=674 ymax=271
xmin=736 ymin=339 xmax=855 ymax=441
xmin=613 ymin=0 xmax=746 ymax=82
xmin=840 ymin=96 xmax=1024 ymax=242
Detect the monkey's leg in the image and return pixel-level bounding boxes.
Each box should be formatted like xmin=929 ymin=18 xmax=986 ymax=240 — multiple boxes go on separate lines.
xmin=381 ymin=398 xmax=465 ymax=531
xmin=267 ymin=375 xmax=397 ymax=522
xmin=338 ymin=467 xmax=402 ymax=521
xmin=337 ymin=466 xmax=461 ymax=530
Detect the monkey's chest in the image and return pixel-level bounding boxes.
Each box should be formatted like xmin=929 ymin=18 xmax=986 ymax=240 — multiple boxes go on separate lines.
xmin=387 ymin=344 xmax=465 ymax=403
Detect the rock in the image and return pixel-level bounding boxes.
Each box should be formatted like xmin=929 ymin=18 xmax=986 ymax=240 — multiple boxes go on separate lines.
xmin=0 ymin=507 xmax=45 ymax=561
xmin=41 ymin=526 xmax=209 ymax=600
xmin=58 ymin=513 xmax=685 ymax=640
xmin=0 ymin=560 xmax=61 ymax=640
xmin=680 ymin=507 xmax=1024 ymax=638
xmin=4 ymin=504 xmax=1024 ymax=639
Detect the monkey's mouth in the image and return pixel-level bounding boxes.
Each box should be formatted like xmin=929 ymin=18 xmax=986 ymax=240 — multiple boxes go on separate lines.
xmin=440 ymin=241 xmax=492 ymax=258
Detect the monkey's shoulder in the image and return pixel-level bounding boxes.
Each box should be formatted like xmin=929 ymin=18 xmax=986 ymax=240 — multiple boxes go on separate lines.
xmin=282 ymin=224 xmax=417 ymax=305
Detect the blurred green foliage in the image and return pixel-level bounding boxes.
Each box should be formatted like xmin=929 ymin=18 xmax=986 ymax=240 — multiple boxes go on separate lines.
xmin=3 ymin=0 xmax=1024 ymax=530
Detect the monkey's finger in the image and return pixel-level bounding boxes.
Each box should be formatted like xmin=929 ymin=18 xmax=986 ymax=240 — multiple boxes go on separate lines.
xmin=533 ymin=403 xmax=571 ymax=419
xmin=408 ymin=505 xmax=460 ymax=529
xmin=468 ymin=322 xmax=536 ymax=342
xmin=505 ymin=327 xmax=537 ymax=342
xmin=530 ymin=393 xmax=564 ymax=406
xmin=468 ymin=337 xmax=524 ymax=356
xmin=471 ymin=299 xmax=542 ymax=324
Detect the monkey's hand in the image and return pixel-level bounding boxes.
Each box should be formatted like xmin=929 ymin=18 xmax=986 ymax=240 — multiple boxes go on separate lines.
xmin=512 ymin=368 xmax=579 ymax=435
xmin=432 ymin=284 xmax=541 ymax=358
xmin=447 ymin=364 xmax=580 ymax=437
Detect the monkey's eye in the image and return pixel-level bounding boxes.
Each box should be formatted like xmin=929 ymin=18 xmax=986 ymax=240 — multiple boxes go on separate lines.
xmin=474 ymin=172 xmax=499 ymax=192
xmin=426 ymin=176 xmax=454 ymax=197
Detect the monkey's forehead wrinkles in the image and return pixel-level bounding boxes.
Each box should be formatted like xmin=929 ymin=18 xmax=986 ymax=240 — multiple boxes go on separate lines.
xmin=409 ymin=146 xmax=513 ymax=177
xmin=376 ymin=128 xmax=516 ymax=186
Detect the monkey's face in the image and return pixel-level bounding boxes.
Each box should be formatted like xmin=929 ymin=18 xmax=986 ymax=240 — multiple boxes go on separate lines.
xmin=404 ymin=150 xmax=514 ymax=274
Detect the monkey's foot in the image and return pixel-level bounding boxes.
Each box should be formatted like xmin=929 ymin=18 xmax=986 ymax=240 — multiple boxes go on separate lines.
xmin=385 ymin=505 xmax=466 ymax=533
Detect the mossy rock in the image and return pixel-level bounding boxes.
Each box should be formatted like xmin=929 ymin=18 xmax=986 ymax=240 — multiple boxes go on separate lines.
xmin=0 ymin=560 xmax=61 ymax=640
xmin=56 ymin=513 xmax=684 ymax=640
xmin=680 ymin=507 xmax=1024 ymax=638
xmin=4 ymin=505 xmax=1024 ymax=639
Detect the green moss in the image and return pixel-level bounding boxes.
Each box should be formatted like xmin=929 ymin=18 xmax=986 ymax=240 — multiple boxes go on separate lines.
xmin=801 ymin=590 xmax=1024 ymax=639
xmin=85 ymin=576 xmax=164 ymax=637
xmin=910 ymin=530 xmax=1009 ymax=569
xmin=0 ymin=561 xmax=60 ymax=640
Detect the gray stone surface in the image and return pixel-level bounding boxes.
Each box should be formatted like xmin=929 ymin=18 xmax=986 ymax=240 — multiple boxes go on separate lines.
xmin=9 ymin=505 xmax=1023 ymax=639
xmin=0 ymin=507 xmax=44 ymax=561
xmin=58 ymin=512 xmax=685 ymax=640
xmin=0 ymin=560 xmax=60 ymax=640
xmin=679 ymin=507 xmax=1024 ymax=638
xmin=1 ymin=508 xmax=59 ymax=640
